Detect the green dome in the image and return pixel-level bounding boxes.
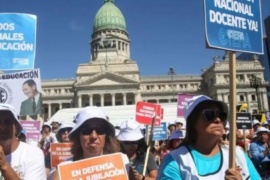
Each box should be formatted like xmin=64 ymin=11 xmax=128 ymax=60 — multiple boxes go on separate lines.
xmin=93 ymin=0 xmax=126 ymax=32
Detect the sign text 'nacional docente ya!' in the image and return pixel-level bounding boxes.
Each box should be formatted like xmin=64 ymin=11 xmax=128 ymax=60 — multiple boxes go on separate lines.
xmin=204 ymin=0 xmax=263 ymax=54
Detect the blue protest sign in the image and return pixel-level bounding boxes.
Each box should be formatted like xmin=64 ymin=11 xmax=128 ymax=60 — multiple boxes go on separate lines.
xmin=204 ymin=0 xmax=263 ymax=54
xmin=0 ymin=13 xmax=37 ymax=70
xmin=146 ymin=122 xmax=168 ymax=141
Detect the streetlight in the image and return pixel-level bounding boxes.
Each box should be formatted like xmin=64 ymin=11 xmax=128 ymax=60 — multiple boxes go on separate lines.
xmin=168 ymin=67 xmax=176 ymax=102
xmin=250 ymin=75 xmax=262 ymax=113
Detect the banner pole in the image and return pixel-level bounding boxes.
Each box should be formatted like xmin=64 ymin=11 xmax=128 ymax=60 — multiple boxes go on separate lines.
xmin=142 ymin=114 xmax=156 ymax=176
xmin=229 ymin=51 xmax=236 ymax=169
xmin=243 ymin=129 xmax=246 ymax=153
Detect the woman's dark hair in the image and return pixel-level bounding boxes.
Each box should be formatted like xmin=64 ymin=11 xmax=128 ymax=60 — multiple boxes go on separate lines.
xmin=70 ymin=120 xmax=120 ymax=161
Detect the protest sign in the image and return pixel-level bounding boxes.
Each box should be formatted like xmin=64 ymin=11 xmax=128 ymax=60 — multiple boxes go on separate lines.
xmin=58 ymin=153 xmax=128 ymax=180
xmin=136 ymin=101 xmax=161 ymax=126
xmin=236 ymin=113 xmax=252 ymax=129
xmin=0 ymin=69 xmax=43 ymax=117
xmin=177 ymin=94 xmax=194 ymax=117
xmin=204 ymin=0 xmax=263 ymax=54
xmin=0 ymin=13 xmax=37 ymax=70
xmin=51 ymin=143 xmax=73 ymax=168
xmin=146 ymin=122 xmax=167 ymax=141
xmin=19 ymin=120 xmax=40 ymax=143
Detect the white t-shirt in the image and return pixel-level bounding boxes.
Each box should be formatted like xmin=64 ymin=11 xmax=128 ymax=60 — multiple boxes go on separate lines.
xmin=42 ymin=133 xmax=58 ymax=150
xmin=2 ymin=142 xmax=46 ymax=179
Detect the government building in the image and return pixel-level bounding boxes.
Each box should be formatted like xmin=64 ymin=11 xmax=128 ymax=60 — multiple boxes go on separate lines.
xmin=41 ymin=0 xmax=269 ymax=119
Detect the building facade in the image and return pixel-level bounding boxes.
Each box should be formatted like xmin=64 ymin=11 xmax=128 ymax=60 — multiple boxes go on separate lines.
xmin=41 ymin=0 xmax=269 ymax=119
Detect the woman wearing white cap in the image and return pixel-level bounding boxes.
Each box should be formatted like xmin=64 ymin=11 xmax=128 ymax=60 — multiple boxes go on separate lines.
xmin=45 ymin=122 xmax=75 ymax=176
xmin=49 ymin=106 xmax=134 ymax=180
xmin=117 ymin=120 xmax=158 ymax=180
xmin=157 ymin=95 xmax=260 ymax=180
xmin=39 ymin=122 xmax=57 ymax=156
xmin=249 ymin=126 xmax=270 ymax=175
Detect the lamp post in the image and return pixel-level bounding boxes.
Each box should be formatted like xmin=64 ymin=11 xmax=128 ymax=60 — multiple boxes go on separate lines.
xmin=168 ymin=67 xmax=176 ymax=102
xmin=250 ymin=75 xmax=262 ymax=113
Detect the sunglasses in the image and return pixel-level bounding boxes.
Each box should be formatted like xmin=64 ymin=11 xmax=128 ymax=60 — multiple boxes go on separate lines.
xmin=59 ymin=128 xmax=72 ymax=134
xmin=201 ymin=109 xmax=227 ymax=122
xmin=121 ymin=141 xmax=138 ymax=146
xmin=81 ymin=126 xmax=107 ymax=135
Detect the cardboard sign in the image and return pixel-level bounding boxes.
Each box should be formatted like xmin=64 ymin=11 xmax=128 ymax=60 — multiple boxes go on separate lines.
xmin=19 ymin=120 xmax=41 ymax=143
xmin=58 ymin=153 xmax=128 ymax=180
xmin=177 ymin=94 xmax=194 ymax=117
xmin=236 ymin=113 xmax=252 ymax=129
xmin=50 ymin=143 xmax=73 ymax=168
xmin=146 ymin=122 xmax=168 ymax=141
xmin=136 ymin=101 xmax=161 ymax=126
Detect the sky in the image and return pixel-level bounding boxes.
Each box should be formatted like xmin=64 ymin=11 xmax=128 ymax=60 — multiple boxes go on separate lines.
xmin=1 ymin=0 xmax=270 ymax=80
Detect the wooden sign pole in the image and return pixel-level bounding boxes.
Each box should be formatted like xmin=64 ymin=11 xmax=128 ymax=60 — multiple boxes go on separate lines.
xmin=229 ymin=51 xmax=237 ymax=169
xmin=142 ymin=114 xmax=156 ymax=176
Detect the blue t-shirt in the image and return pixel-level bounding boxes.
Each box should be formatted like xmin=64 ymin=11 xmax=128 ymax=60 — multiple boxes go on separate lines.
xmin=157 ymin=145 xmax=260 ymax=180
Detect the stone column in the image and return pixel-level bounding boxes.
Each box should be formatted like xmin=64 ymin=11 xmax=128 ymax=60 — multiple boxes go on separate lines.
xmin=123 ymin=93 xmax=127 ymax=105
xmin=112 ymin=94 xmax=115 ymax=106
xmin=135 ymin=91 xmax=141 ymax=103
xmin=78 ymin=95 xmax=82 ymax=108
xmin=89 ymin=94 xmax=93 ymax=106
xmin=101 ymin=94 xmax=104 ymax=106
xmin=48 ymin=103 xmax=51 ymax=118
xmin=59 ymin=103 xmax=62 ymax=110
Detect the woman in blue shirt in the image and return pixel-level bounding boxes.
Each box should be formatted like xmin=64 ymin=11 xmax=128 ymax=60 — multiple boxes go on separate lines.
xmin=157 ymin=95 xmax=260 ymax=180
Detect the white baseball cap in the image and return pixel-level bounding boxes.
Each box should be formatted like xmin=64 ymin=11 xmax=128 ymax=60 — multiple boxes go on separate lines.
xmin=255 ymin=127 xmax=270 ymax=134
xmin=117 ymin=120 xmax=144 ymax=141
xmin=252 ymin=119 xmax=261 ymax=127
xmin=42 ymin=122 xmax=52 ymax=130
xmin=168 ymin=122 xmax=176 ymax=128
xmin=184 ymin=95 xmax=228 ymax=120
xmin=169 ymin=130 xmax=185 ymax=140
xmin=0 ymin=104 xmax=22 ymax=132
xmin=69 ymin=106 xmax=115 ymax=140
xmin=56 ymin=122 xmax=75 ymax=142
xmin=263 ymin=121 xmax=269 ymax=126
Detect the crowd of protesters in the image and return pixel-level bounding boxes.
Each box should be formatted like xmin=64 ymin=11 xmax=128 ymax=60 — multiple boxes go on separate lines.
xmin=1 ymin=94 xmax=269 ymax=179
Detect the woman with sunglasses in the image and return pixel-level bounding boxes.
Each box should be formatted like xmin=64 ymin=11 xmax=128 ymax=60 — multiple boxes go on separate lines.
xmin=45 ymin=122 xmax=75 ymax=176
xmin=49 ymin=106 xmax=134 ymax=180
xmin=117 ymin=120 xmax=158 ymax=180
xmin=157 ymin=95 xmax=260 ymax=180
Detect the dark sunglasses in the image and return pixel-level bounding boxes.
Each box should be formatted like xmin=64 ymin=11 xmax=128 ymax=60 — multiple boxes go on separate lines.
xmin=81 ymin=126 xmax=106 ymax=135
xmin=202 ymin=109 xmax=227 ymax=122
xmin=121 ymin=141 xmax=138 ymax=145
xmin=59 ymin=128 xmax=72 ymax=134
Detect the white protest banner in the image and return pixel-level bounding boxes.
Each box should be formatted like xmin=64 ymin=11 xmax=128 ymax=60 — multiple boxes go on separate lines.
xmin=0 ymin=69 xmax=42 ymax=117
